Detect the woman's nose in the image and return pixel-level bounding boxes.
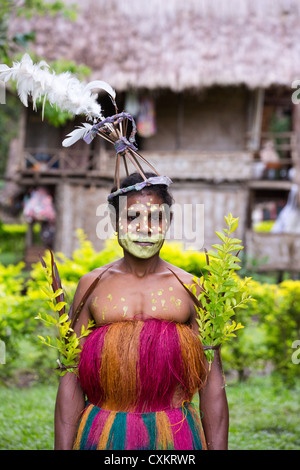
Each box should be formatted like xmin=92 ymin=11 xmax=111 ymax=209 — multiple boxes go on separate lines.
xmin=138 ymin=215 xmax=152 ymax=234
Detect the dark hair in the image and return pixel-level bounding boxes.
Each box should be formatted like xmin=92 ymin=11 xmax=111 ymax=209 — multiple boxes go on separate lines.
xmin=109 ymin=172 xmax=174 ymax=215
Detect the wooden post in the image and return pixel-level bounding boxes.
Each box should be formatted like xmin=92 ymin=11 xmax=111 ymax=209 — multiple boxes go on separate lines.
xmin=25 ymin=222 xmax=33 ymax=248
xmin=17 ymin=108 xmax=27 ymax=171
xmin=176 ymin=92 xmax=183 ymax=150
xmin=248 ymin=87 xmax=265 ymax=152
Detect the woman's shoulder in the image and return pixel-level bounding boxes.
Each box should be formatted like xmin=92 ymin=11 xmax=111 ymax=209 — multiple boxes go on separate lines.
xmin=78 ymin=260 xmax=120 ymax=287
xmin=161 ymin=259 xmax=198 ymax=285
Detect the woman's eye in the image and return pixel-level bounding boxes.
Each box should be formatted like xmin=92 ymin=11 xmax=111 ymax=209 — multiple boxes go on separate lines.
xmin=151 ymin=213 xmax=162 ymax=221
xmin=128 ymin=212 xmax=140 ymax=222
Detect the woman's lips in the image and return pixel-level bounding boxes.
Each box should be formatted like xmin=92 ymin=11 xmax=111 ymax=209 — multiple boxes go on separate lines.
xmin=133 ymin=241 xmax=154 ymax=246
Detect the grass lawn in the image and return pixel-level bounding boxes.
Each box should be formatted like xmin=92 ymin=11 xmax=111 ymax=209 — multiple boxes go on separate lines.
xmin=226 ymin=377 xmax=300 ymax=450
xmin=0 ymin=382 xmax=57 ymax=450
xmin=0 ymin=376 xmax=299 ymax=450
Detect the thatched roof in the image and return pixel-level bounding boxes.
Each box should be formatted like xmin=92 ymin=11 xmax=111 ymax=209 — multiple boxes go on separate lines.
xmin=9 ymin=0 xmax=300 ymax=91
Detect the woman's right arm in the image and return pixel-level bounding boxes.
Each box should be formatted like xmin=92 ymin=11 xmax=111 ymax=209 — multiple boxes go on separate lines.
xmin=54 ymin=371 xmax=85 ymax=450
xmin=54 ymin=274 xmax=94 ymax=450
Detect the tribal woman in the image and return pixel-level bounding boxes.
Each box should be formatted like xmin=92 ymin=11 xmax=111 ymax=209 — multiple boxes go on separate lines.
xmin=54 ymin=172 xmax=229 ymax=450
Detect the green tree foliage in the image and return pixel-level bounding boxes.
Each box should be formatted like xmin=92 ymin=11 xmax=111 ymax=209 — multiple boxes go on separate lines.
xmin=187 ymin=214 xmax=254 ymax=365
xmin=248 ymin=279 xmax=300 ymax=386
xmin=35 ymin=254 xmax=94 ymax=375
xmin=0 ymin=260 xmax=34 ymax=379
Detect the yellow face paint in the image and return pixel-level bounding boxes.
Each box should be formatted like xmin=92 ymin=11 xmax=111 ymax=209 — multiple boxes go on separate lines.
xmin=157 ymin=289 xmax=163 ymax=296
xmin=169 ymin=286 xmax=173 ymax=291
xmin=118 ymin=232 xmax=165 ymax=259
xmin=117 ymin=200 xmax=167 ymax=259
xmin=121 ymin=297 xmax=125 ymax=302
xmin=122 ymin=305 xmax=128 ymax=317
xmin=107 ymin=293 xmax=112 ymax=301
xmin=152 ymin=306 xmax=157 ymax=311
xmin=102 ymin=305 xmax=107 ymax=320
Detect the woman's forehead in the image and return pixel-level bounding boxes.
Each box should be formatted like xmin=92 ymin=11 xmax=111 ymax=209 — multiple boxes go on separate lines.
xmin=126 ymin=191 xmax=163 ymax=206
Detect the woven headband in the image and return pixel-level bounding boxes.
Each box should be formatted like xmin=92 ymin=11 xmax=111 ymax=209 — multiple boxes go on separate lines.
xmin=107 ymin=175 xmax=173 ymax=201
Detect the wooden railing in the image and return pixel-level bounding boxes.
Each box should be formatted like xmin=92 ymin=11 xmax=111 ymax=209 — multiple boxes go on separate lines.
xmin=249 ymin=131 xmax=297 ymax=181
xmin=246 ymin=229 xmax=300 ymax=272
xmin=21 ymin=147 xmax=101 ymax=175
xmin=260 ymin=131 xmax=297 ymax=160
xmin=17 ymin=133 xmax=298 ymax=182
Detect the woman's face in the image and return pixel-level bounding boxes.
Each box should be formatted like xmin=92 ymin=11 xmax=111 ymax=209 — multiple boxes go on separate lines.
xmin=117 ymin=191 xmax=170 ymax=259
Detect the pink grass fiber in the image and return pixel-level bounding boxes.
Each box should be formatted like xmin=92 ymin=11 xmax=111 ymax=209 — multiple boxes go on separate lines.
xmin=136 ymin=319 xmax=186 ymax=412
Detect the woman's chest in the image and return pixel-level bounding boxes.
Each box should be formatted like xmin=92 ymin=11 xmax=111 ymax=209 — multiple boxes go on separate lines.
xmin=88 ymin=280 xmax=192 ymax=324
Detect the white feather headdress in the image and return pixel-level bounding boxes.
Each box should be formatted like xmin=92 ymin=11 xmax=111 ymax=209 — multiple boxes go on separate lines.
xmin=0 ymin=53 xmax=116 ymax=120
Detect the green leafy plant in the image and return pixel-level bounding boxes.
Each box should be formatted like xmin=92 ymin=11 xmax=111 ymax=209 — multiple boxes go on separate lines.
xmin=187 ymin=214 xmax=254 ymax=365
xmin=252 ymin=279 xmax=300 ymax=386
xmin=35 ymin=251 xmax=94 ymax=375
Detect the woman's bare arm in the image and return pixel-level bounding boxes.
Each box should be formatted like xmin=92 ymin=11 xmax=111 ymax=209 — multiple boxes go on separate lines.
xmin=199 ymin=348 xmax=229 ymax=450
xmin=54 ymin=371 xmax=85 ymax=449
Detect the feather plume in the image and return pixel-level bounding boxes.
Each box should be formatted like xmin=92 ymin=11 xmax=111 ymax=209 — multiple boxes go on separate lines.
xmin=0 ymin=53 xmax=116 ymax=119
xmin=62 ymin=123 xmax=93 ymax=147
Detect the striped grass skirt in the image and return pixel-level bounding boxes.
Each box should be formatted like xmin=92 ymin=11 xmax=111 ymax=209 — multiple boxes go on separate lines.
xmin=73 ymin=402 xmax=206 ymax=450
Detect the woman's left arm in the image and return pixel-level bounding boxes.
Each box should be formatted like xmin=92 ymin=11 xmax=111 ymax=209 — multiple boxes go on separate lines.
xmin=199 ymin=348 xmax=229 ymax=450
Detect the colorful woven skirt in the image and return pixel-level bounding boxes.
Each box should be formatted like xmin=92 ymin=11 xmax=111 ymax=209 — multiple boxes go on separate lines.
xmin=73 ymin=402 xmax=206 ymax=450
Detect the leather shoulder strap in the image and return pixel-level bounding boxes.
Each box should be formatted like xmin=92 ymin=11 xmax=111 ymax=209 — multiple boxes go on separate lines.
xmin=167 ymin=267 xmax=204 ymax=309
xmin=69 ymin=266 xmax=111 ymax=330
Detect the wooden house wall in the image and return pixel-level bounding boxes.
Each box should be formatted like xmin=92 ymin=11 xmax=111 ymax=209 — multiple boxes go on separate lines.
xmin=141 ymin=87 xmax=250 ymax=152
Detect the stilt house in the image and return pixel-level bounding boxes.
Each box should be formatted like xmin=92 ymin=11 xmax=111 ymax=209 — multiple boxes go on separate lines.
xmin=5 ymin=0 xmax=300 ymax=274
